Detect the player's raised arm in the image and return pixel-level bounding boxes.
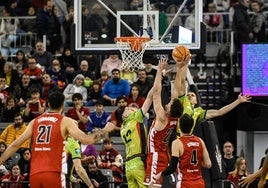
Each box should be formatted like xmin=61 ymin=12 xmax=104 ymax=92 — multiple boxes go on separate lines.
xmin=172 ymin=46 xmax=191 ymax=99
xmin=205 ymin=93 xmax=251 ymax=119
xmin=153 ymin=58 xmax=168 ymax=122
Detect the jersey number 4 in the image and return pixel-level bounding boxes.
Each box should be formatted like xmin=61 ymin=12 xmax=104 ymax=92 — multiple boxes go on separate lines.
xmin=190 ymin=149 xmax=198 ymax=166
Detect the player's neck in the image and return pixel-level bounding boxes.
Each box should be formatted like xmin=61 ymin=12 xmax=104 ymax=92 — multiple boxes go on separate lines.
xmin=49 ymin=109 xmax=62 ymax=114
xmin=181 ymin=133 xmax=191 ymax=136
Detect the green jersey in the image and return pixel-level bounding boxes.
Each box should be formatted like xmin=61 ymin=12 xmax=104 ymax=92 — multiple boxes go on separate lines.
xmin=120 ymin=109 xmax=147 ymax=159
xmin=66 ymin=137 xmax=81 ymax=184
xmin=178 ymin=95 xmax=207 ymax=134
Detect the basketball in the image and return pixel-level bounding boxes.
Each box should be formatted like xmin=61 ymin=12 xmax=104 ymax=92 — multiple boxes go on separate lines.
xmin=172 ymin=45 xmax=190 ymax=63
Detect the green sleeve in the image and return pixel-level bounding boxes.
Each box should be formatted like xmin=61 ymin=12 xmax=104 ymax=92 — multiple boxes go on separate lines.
xmin=66 ymin=137 xmax=81 ymax=159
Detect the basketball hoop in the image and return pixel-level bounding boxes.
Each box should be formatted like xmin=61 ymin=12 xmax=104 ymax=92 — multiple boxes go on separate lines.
xmin=114 ymin=37 xmax=150 ymax=72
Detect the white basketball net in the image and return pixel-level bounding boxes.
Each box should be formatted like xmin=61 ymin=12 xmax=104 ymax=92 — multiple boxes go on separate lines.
xmin=115 ymin=38 xmax=149 ymax=72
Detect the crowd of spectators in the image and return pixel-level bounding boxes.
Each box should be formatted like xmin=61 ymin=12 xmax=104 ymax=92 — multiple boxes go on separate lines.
xmin=0 ymin=0 xmax=268 ymax=187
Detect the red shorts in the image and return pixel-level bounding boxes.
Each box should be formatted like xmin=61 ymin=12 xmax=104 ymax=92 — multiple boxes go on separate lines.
xmin=30 ymin=172 xmax=66 ymax=188
xmin=177 ymin=179 xmax=205 ymax=188
xmin=144 ymin=152 xmax=169 ymax=187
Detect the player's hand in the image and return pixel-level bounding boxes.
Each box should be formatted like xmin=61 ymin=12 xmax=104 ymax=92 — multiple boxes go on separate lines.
xmin=239 ymin=174 xmax=256 ymax=187
xmin=238 ymin=93 xmax=251 ymax=103
xmin=176 ymin=54 xmax=191 ymax=68
xmin=158 ymin=58 xmax=168 ymax=70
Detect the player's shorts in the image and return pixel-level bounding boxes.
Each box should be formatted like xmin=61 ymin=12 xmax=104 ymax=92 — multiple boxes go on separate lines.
xmin=30 ymin=171 xmax=66 ymax=188
xmin=125 ymin=157 xmax=147 ymax=188
xmin=144 ymin=152 xmax=169 ymax=187
xmin=176 ymin=179 xmax=205 ymax=188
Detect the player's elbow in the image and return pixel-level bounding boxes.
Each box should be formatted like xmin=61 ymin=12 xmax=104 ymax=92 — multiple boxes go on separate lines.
xmin=202 ymin=160 xmax=212 ymax=168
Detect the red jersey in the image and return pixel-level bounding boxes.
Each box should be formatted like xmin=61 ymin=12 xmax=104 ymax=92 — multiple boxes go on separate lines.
xmin=147 ymin=116 xmax=178 ymax=153
xmin=144 ymin=116 xmax=178 ymax=186
xmin=177 ymin=135 xmax=204 ymax=187
xmin=65 ymin=107 xmax=90 ymax=132
xmin=31 ymin=112 xmax=67 ymax=176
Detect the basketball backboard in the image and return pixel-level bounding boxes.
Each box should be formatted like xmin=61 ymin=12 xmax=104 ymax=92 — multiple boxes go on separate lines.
xmin=72 ymin=0 xmax=205 ymax=55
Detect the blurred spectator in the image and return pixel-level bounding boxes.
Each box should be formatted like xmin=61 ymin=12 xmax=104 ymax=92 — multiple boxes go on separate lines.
xmin=65 ymin=93 xmax=90 ymax=132
xmin=2 ymin=61 xmax=20 ymax=93
xmin=13 ymin=73 xmax=38 ymax=107
xmin=101 ymin=54 xmax=122 ymax=77
xmin=102 ymin=69 xmax=130 ymax=106
xmin=166 ymin=4 xmax=181 ymax=27
xmin=97 ymin=137 xmax=124 ymax=184
xmin=17 ymin=148 xmax=31 ymax=181
xmin=0 ymin=7 xmax=20 ymax=56
xmin=87 ymin=100 xmax=111 ymax=133
xmin=223 ymin=140 xmax=239 ymax=175
xmin=122 ymin=0 xmax=141 ymax=36
xmin=8 ymin=0 xmax=31 ymax=16
xmin=23 ymin=88 xmax=46 ymax=122
xmin=133 ymin=69 xmax=153 ymax=98
xmin=184 ymin=5 xmax=195 ymax=31
xmin=1 ymin=96 xmax=20 ymax=122
xmin=204 ymin=2 xmax=224 ymax=42
xmin=31 ymin=0 xmax=45 ymax=10
xmin=36 ymin=0 xmax=62 ymax=54
xmin=232 ymin=0 xmax=250 ymax=57
xmin=0 ymin=76 xmax=10 ymax=106
xmin=20 ymin=6 xmax=37 ymax=34
xmin=12 ymin=50 xmax=28 ymax=77
xmin=99 ymin=71 xmax=109 ymax=89
xmin=87 ymin=80 xmax=103 ymax=106
xmin=80 ymin=54 xmax=101 ymax=80
xmin=151 ymin=2 xmax=168 ymax=37
xmin=45 ymin=59 xmax=67 ymax=92
xmin=32 ymin=41 xmax=53 ymax=70
xmin=109 ymin=96 xmax=128 ymax=137
xmin=23 ymin=57 xmax=43 ymax=84
xmin=250 ymin=0 xmax=267 ymax=42
xmin=0 ymin=51 xmax=6 ymax=72
xmin=73 ymin=60 xmax=96 ymax=89
xmin=227 ymin=157 xmax=250 ymax=187
xmin=58 ymin=47 xmax=78 ymax=84
xmin=120 ymin=69 xmax=137 ymax=84
xmin=127 ymin=83 xmax=145 ymax=108
xmin=63 ymin=74 xmax=88 ymax=105
xmin=53 ymin=0 xmax=69 ymax=25
xmin=81 ymin=5 xmax=90 ymax=45
xmin=0 ymin=113 xmax=30 ymax=149
xmin=0 ymin=141 xmax=12 ymax=176
xmin=85 ymin=3 xmax=107 ymax=44
xmin=39 ymin=73 xmax=59 ymax=101
xmin=58 ymin=47 xmax=78 ymax=71
xmin=63 ymin=6 xmax=74 ymax=48
xmin=106 ymin=4 xmax=117 ymax=43
xmin=81 ymin=144 xmax=97 ymax=167
xmin=0 ymin=164 xmax=25 ymax=188
xmin=81 ymin=160 xmax=108 ymax=188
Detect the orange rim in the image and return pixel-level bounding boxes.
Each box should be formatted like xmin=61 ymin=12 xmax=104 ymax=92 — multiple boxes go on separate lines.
xmin=114 ymin=37 xmax=150 ymax=51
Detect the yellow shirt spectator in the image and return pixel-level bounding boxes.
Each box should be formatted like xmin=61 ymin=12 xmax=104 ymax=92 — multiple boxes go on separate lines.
xmin=0 ymin=114 xmax=30 ymax=149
